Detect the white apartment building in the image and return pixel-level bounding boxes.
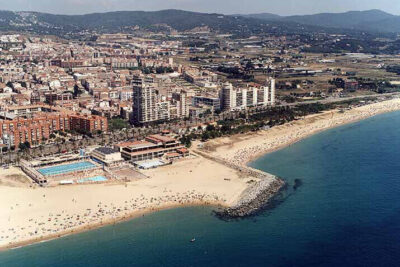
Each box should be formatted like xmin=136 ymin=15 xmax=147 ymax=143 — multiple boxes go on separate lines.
xmin=220 ymin=82 xmax=237 ymax=111
xmin=132 ymin=75 xmax=172 ymax=125
xmin=220 ymin=79 xmax=276 ymax=111
xmin=270 ymin=78 xmax=276 ymax=105
xmin=171 ymin=91 xmax=189 ymax=118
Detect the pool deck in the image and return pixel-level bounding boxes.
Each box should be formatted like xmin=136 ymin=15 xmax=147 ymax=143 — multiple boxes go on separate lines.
xmin=37 ymin=161 xmax=99 ymax=176
xmin=77 ymin=176 xmax=108 ymax=184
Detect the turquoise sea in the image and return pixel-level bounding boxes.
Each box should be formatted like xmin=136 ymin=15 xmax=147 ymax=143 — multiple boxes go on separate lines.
xmin=1 ymin=111 xmax=400 ymax=266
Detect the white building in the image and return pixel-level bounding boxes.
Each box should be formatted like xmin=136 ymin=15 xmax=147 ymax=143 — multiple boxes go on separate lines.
xmin=270 ymin=78 xmax=276 ymax=105
xmin=172 ymin=91 xmax=189 ymax=118
xmin=220 ymin=79 xmax=276 ymax=111
xmin=132 ymin=75 xmax=171 ymax=125
xmin=258 ymin=86 xmax=269 ymax=105
xmin=220 ymin=82 xmax=236 ymax=111
xmin=91 ymin=147 xmax=123 ymax=166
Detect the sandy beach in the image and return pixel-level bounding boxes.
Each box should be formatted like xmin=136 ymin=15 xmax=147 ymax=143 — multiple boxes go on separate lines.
xmin=0 ymin=156 xmax=256 ymax=250
xmin=2 ymin=97 xmax=400 ymax=251
xmin=200 ymin=98 xmax=400 ymax=167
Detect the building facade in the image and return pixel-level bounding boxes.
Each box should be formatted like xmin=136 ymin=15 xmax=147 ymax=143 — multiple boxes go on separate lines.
xmin=0 ymin=111 xmax=108 ymax=148
xmin=132 ymin=75 xmax=171 ymax=125
xmin=192 ymin=96 xmax=221 ymax=111
xmin=220 ymin=79 xmax=276 ymax=111
xmin=119 ymin=134 xmax=185 ymax=162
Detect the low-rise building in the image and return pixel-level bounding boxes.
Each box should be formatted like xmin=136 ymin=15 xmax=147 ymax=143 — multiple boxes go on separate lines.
xmin=91 ymin=147 xmax=123 ymax=166
xmin=119 ymin=134 xmax=186 ymax=162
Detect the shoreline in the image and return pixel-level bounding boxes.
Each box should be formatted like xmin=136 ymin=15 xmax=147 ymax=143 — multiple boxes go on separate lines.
xmin=1 ymin=201 xmax=226 ymax=252
xmin=2 ymin=97 xmax=400 ymax=252
xmin=197 ymin=97 xmax=400 ymax=218
xmin=201 ymin=97 xmax=400 ymax=168
xmin=242 ymin=109 xmax=392 ymax=166
xmin=0 ymin=155 xmax=252 ymax=252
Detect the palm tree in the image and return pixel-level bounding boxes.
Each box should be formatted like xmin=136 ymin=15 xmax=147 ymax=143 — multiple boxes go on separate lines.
xmin=16 ymin=152 xmax=21 ymax=166
xmin=8 ymin=148 xmax=12 ymax=164
xmin=124 ymin=129 xmax=129 ymax=140
xmin=56 ymin=143 xmax=62 ymax=154
xmin=38 ymin=144 xmax=44 ymax=157
xmin=0 ymin=147 xmax=3 ymax=165
xmin=100 ymin=133 xmax=106 ymax=146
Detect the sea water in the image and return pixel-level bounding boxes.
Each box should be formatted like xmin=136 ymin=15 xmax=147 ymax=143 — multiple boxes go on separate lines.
xmin=1 ymin=111 xmax=400 ymax=266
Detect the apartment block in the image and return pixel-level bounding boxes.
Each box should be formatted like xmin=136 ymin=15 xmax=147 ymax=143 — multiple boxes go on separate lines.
xmin=0 ymin=105 xmax=108 ymax=148
xmin=220 ymin=79 xmax=276 ymax=111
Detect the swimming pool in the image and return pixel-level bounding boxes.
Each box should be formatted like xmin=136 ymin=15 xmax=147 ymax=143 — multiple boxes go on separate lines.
xmin=38 ymin=161 xmax=97 ymax=176
xmin=77 ymin=176 xmax=108 ymax=183
xmin=136 ymin=159 xmax=166 ymax=169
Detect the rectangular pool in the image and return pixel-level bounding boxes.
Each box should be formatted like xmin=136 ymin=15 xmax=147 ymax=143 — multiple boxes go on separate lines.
xmin=77 ymin=176 xmax=108 ymax=183
xmin=38 ymin=161 xmax=97 ymax=176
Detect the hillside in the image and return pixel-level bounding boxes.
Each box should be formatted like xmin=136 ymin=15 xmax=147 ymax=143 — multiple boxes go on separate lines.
xmin=242 ymin=9 xmax=400 ymax=33
xmin=0 ymin=9 xmax=285 ymax=35
xmin=236 ymin=13 xmax=281 ymax=21
xmin=0 ymin=9 xmax=396 ymax=37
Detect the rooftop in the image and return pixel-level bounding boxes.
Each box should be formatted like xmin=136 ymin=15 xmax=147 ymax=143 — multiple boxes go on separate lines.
xmin=125 ymin=140 xmax=158 ymax=150
xmin=94 ymin=147 xmax=119 ymax=155
xmin=147 ymin=134 xmax=176 ymax=143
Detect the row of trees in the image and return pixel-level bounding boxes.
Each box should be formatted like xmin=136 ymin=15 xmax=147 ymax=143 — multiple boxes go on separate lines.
xmin=178 ymin=101 xmax=356 ymax=147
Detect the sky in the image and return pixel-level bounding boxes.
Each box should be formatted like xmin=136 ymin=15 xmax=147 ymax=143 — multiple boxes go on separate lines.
xmin=0 ymin=0 xmax=399 ymax=16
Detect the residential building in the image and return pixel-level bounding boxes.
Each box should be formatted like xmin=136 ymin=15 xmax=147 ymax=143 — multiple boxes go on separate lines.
xmin=192 ymin=96 xmax=221 ymax=111
xmin=0 ymin=105 xmax=108 ymax=148
xmin=132 ymin=75 xmax=171 ymax=125
xmin=132 ymin=75 xmax=157 ymax=125
xmin=220 ymin=82 xmax=236 ymax=111
xmin=220 ymin=80 xmax=276 ymax=111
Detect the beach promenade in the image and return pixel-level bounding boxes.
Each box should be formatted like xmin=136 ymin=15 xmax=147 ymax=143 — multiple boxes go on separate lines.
xmin=202 ymin=98 xmax=400 ymax=167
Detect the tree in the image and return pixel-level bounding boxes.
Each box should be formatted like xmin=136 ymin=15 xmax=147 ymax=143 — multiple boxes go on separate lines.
xmin=179 ymin=135 xmax=192 ymax=148
xmin=109 ymin=118 xmax=130 ymax=131
xmin=206 ymin=124 xmax=215 ymax=131
xmin=18 ymin=141 xmax=31 ymax=151
xmin=143 ymin=67 xmax=151 ymax=74
xmin=201 ymin=131 xmax=210 ymax=142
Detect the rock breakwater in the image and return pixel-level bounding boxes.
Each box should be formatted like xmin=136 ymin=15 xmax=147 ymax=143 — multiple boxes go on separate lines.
xmin=215 ymin=178 xmax=286 ymax=219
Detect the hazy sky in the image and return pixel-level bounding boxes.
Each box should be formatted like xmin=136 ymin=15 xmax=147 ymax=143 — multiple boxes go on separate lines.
xmin=1 ymin=0 xmax=399 ymax=16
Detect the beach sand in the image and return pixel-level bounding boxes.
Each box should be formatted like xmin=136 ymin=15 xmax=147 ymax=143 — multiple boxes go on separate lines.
xmin=0 ymin=166 xmax=33 ymax=188
xmin=0 ymin=156 xmax=254 ymax=250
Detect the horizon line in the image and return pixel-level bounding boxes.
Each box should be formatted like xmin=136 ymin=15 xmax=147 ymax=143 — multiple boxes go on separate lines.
xmin=0 ymin=8 xmax=396 ymax=17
